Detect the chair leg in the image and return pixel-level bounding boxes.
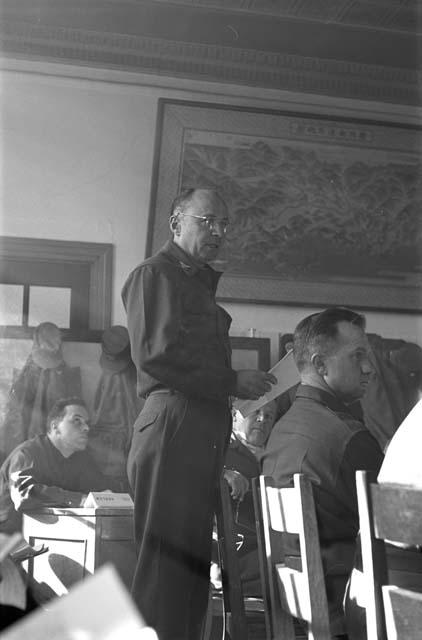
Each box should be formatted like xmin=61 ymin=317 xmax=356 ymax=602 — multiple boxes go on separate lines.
xmin=201 ymin=583 xmax=214 ymax=640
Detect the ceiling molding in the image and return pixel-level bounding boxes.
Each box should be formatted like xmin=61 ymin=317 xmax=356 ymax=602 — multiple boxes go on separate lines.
xmin=150 ymin=0 xmax=419 ymax=33
xmin=1 ymin=20 xmax=420 ymax=105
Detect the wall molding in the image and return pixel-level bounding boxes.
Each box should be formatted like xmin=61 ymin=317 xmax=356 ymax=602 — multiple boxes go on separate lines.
xmin=0 ymin=20 xmax=420 ymax=105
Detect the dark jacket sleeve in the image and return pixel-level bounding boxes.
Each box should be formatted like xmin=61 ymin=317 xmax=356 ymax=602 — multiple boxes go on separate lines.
xmin=123 ymin=264 xmax=237 ymax=399
xmin=8 ymin=450 xmax=87 ymax=510
xmin=340 ymin=430 xmax=384 ymax=515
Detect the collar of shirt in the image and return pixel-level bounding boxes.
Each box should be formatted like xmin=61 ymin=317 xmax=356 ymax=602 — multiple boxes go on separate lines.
xmin=295 ymin=384 xmax=364 ymax=422
xmin=231 ymin=429 xmax=265 ymax=458
xmin=164 ymin=239 xmax=222 ymax=290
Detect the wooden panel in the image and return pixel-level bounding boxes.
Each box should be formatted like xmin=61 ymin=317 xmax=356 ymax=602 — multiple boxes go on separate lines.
xmin=99 ymin=515 xmax=134 ymax=540
xmin=371 ymin=484 xmax=422 ymax=545
xmin=99 ymin=539 xmax=137 ymax=591
xmin=22 ymin=510 xmax=136 ymax=599
xmin=27 ymin=537 xmax=88 ymax=597
xmin=383 ymin=586 xmax=422 ymax=640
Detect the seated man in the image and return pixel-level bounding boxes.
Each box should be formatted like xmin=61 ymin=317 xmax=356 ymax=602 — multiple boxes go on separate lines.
xmin=0 ymin=397 xmax=108 ymax=533
xmin=262 ymin=307 xmax=384 ymax=638
xmin=216 ymin=400 xmax=277 ymax=594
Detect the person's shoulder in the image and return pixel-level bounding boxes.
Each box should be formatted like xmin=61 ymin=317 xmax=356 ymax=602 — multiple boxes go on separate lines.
xmin=8 ymin=435 xmax=47 ymax=458
xmin=272 ymin=394 xmax=360 ymax=442
xmin=0 ymin=436 xmax=47 ymax=474
xmin=123 ymin=246 xmax=178 ymax=287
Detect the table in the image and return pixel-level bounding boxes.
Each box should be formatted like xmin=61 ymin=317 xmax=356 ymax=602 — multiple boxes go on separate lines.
xmin=22 ymin=507 xmax=136 ymax=599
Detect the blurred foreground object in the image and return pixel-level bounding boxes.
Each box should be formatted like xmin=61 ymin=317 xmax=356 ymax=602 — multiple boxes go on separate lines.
xmin=1 ymin=564 xmax=157 ymax=640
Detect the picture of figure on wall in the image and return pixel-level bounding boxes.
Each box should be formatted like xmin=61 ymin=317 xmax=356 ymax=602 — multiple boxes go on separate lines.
xmin=89 ymin=326 xmax=143 ymax=491
xmin=0 ymin=322 xmax=81 ymax=461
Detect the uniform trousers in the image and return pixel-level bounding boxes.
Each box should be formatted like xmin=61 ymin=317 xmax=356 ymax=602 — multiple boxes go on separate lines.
xmin=127 ymin=390 xmax=231 ymax=640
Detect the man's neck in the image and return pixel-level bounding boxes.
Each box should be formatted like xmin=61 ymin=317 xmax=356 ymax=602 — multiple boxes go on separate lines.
xmin=172 ymin=237 xmax=208 ymax=268
xmin=47 ymin=433 xmax=74 ymax=458
xmin=300 ymin=373 xmax=333 ymax=396
xmin=299 ymin=376 xmax=360 ymax=410
xmin=232 ymin=429 xmax=264 ymax=457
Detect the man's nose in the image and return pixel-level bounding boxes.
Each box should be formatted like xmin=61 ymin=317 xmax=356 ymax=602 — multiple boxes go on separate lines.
xmin=81 ymin=421 xmax=90 ymax=433
xmin=361 ymin=357 xmax=373 ymax=375
xmin=211 ymin=225 xmax=224 ymax=238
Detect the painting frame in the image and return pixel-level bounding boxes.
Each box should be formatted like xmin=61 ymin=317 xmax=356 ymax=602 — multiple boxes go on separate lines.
xmin=279 ymin=333 xmax=294 ymax=361
xmin=147 ymin=98 xmax=422 ymax=312
xmin=230 ymin=336 xmax=271 ymax=371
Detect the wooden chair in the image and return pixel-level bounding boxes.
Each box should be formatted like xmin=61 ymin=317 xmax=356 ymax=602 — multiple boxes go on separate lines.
xmin=257 ymin=474 xmax=330 ymax=640
xmin=356 ymin=469 xmax=422 ymax=640
xmin=206 ymin=477 xmax=267 ymax=640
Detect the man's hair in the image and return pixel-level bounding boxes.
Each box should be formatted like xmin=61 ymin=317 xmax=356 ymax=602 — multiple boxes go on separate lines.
xmin=170 ymin=188 xmax=197 ymax=221
xmin=169 ymin=188 xmax=226 ymax=222
xmin=293 ymin=307 xmax=366 ymax=372
xmin=47 ymin=397 xmax=86 ymax=432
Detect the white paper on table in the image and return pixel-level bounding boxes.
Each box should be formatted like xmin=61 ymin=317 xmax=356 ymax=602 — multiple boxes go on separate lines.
xmin=234 ymin=349 xmax=300 ymax=417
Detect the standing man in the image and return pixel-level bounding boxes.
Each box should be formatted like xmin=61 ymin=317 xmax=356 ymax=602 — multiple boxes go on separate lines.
xmin=262 ymin=307 xmax=384 ymax=638
xmin=122 ymin=188 xmax=275 ymax=640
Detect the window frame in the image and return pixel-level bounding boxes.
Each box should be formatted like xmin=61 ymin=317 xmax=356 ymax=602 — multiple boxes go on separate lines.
xmin=0 ymin=236 xmax=112 ymax=341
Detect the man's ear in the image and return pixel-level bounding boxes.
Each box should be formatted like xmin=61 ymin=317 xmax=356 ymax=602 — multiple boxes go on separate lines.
xmin=311 ymin=353 xmax=327 ymax=377
xmin=169 ymin=213 xmax=181 ymax=236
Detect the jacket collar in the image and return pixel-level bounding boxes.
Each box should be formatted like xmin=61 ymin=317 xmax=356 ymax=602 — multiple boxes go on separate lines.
xmin=295 ymin=384 xmax=364 ymax=421
xmin=162 ymin=239 xmax=222 ymax=290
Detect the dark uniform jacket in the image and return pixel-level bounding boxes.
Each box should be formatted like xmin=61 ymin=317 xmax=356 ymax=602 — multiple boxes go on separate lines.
xmin=262 ymin=384 xmax=383 ymax=633
xmin=0 ymin=435 xmax=107 ymax=532
xmin=263 ymin=384 xmax=383 ymax=545
xmin=121 ymin=239 xmax=237 ymax=402
xmin=121 ymin=240 xmax=235 ymax=638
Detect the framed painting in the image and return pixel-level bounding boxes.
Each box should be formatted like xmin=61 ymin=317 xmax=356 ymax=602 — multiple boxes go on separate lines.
xmin=147 ymin=99 xmax=422 ymax=312
xmin=279 ymin=333 xmax=294 ymax=361
xmin=230 ymin=336 xmax=271 ymax=371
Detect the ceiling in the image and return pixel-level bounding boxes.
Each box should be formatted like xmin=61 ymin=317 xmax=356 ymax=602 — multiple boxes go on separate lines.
xmin=1 ymin=0 xmax=421 ymax=104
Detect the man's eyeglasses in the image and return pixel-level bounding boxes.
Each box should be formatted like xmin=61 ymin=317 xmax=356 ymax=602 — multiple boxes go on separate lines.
xmin=182 ymin=214 xmax=230 ymax=234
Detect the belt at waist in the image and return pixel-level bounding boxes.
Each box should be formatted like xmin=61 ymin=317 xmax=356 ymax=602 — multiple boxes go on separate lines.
xmin=144 ymin=389 xmax=232 ymax=409
xmin=144 ymin=389 xmax=179 ymax=399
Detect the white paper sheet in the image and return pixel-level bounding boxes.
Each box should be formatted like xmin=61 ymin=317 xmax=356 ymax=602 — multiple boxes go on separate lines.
xmin=235 ymin=349 xmax=300 ymax=417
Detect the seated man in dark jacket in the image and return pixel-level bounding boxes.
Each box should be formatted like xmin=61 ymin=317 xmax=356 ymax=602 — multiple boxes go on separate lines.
xmin=262 ymin=307 xmax=384 ymax=639
xmin=0 ymin=396 xmax=108 ymax=533
xmin=215 ymin=400 xmax=277 ymax=594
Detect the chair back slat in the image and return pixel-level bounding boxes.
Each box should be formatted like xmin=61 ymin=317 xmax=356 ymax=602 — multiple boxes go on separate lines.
xmin=267 ymin=486 xmax=302 ymax=534
xmin=383 ymin=586 xmax=422 ymax=640
xmin=356 ymin=469 xmax=388 ymax=640
xmin=259 ymin=473 xmax=331 ymax=640
xmin=216 ymin=478 xmax=249 ymax=640
xmin=356 ymin=470 xmax=422 ymax=640
xmin=252 ymin=477 xmax=273 ymax=639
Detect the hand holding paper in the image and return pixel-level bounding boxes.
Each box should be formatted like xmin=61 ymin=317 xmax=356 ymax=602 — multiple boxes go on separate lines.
xmin=235 ymin=369 xmax=277 ymax=400
xmin=235 ymin=349 xmax=300 ymax=417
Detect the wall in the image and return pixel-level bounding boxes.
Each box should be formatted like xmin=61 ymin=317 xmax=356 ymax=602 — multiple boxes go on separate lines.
xmin=1 ymin=59 xmax=421 ymax=368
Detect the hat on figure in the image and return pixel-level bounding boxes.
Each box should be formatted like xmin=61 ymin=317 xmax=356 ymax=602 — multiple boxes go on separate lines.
xmin=31 ymin=322 xmax=64 ymax=369
xmin=100 ymin=325 xmax=132 ymax=373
